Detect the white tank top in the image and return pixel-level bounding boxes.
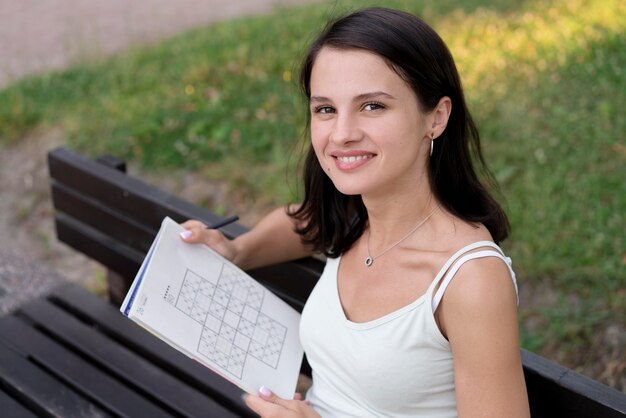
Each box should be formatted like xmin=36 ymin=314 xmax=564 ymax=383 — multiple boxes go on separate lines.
xmin=299 ymin=241 xmax=517 ymax=417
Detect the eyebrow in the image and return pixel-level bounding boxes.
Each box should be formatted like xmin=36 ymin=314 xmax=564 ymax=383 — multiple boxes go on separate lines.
xmin=310 ymin=91 xmax=397 ymax=103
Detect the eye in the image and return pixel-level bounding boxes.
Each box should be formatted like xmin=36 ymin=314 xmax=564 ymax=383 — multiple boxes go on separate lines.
xmin=362 ymin=101 xmax=385 ymax=111
xmin=313 ymin=105 xmax=335 ymax=114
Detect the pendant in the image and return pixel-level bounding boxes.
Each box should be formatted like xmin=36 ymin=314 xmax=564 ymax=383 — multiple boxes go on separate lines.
xmin=364 ymin=256 xmax=373 ymax=267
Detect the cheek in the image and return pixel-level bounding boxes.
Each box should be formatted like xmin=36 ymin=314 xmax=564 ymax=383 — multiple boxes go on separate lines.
xmin=310 ymin=123 xmax=328 ymax=160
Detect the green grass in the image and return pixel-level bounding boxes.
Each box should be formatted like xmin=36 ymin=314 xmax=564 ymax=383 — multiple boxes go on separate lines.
xmin=0 ymin=0 xmax=624 ymax=381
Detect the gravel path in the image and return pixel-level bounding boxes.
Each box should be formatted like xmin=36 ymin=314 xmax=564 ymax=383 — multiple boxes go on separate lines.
xmin=0 ymin=129 xmax=103 ymax=315
xmin=0 ymin=0 xmax=320 ymax=87
xmin=0 ymin=0 xmax=318 ymax=314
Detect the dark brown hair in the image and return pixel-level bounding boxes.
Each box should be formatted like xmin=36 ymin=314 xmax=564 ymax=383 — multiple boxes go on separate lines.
xmin=290 ymin=7 xmax=509 ymax=256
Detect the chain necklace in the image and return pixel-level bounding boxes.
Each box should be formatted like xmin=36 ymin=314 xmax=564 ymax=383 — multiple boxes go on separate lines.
xmin=364 ymin=206 xmax=438 ymax=267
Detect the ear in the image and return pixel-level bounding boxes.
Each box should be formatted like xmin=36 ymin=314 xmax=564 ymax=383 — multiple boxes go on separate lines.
xmin=429 ymin=96 xmax=452 ymax=139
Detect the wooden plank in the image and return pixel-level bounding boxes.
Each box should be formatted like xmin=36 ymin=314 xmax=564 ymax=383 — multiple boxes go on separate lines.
xmin=522 ymin=349 xmax=626 ymax=418
xmin=96 ymin=154 xmax=127 ymax=172
xmin=18 ymin=296 xmax=244 ymax=418
xmin=48 ymin=147 xmax=246 ymax=239
xmin=0 ymin=315 xmax=172 ymax=418
xmin=55 ymin=213 xmax=143 ymax=279
xmin=52 ymin=182 xmax=156 ymax=253
xmin=0 ymin=390 xmax=38 ymax=418
xmin=50 ymin=284 xmax=256 ymax=417
xmin=0 ymin=338 xmax=111 ymax=417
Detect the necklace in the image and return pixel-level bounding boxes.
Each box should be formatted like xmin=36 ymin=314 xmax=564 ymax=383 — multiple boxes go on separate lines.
xmin=364 ymin=206 xmax=438 ymax=267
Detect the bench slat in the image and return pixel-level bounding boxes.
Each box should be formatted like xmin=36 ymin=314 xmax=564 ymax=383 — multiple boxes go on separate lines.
xmin=52 ymin=182 xmax=156 ymax=253
xmin=522 ymin=349 xmax=626 ymax=418
xmin=48 ymin=147 xmax=246 ymax=238
xmin=18 ymin=296 xmax=244 ymax=418
xmin=50 ymin=284 xmax=257 ymax=417
xmin=55 ymin=212 xmax=144 ymax=279
xmin=0 ymin=325 xmax=113 ymax=418
xmin=0 ymin=389 xmax=39 ymax=418
xmin=0 ymin=315 xmax=172 ymax=418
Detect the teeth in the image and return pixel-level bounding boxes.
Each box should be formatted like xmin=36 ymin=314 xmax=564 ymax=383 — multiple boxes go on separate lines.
xmin=337 ymin=155 xmax=369 ymax=163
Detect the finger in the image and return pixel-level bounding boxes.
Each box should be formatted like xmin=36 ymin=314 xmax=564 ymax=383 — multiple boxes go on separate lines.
xmin=292 ymin=394 xmax=310 ymax=406
xmin=179 ymin=220 xmax=206 ymax=241
xmin=244 ymin=394 xmax=284 ymax=417
xmin=258 ymin=386 xmax=296 ymax=409
xmin=180 ymin=226 xmax=223 ymax=244
xmin=258 ymin=385 xmax=276 ymax=402
xmin=243 ymin=393 xmax=262 ymax=414
xmin=180 ymin=220 xmax=207 ymax=229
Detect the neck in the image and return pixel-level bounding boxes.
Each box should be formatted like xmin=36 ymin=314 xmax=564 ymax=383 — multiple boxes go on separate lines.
xmin=363 ymin=184 xmax=437 ymax=249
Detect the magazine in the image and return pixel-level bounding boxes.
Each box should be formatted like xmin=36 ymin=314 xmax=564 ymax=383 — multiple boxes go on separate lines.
xmin=120 ymin=216 xmax=303 ymax=399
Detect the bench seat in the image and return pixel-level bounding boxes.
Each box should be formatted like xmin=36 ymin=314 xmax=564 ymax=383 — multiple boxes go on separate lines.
xmin=0 ymin=283 xmax=256 ymax=417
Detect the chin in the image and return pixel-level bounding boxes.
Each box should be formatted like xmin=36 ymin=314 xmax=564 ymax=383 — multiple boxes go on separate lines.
xmin=328 ymin=180 xmax=369 ymax=196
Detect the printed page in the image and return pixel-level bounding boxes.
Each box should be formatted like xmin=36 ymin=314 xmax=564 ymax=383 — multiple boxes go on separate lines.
xmin=120 ymin=217 xmax=303 ymax=399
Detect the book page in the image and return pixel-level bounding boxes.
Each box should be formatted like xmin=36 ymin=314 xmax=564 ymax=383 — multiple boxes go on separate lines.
xmin=120 ymin=217 xmax=303 ymax=399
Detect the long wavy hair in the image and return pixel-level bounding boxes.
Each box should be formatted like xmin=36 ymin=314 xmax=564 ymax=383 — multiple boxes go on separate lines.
xmin=289 ymin=7 xmax=509 ymax=256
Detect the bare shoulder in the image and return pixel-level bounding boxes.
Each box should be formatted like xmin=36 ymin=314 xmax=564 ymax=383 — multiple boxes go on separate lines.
xmin=431 ymin=211 xmax=517 ymax=312
xmin=437 ymin=251 xmax=519 ymax=341
xmin=446 ymin=255 xmax=517 ymax=308
xmin=434 ymin=217 xmax=519 ymax=337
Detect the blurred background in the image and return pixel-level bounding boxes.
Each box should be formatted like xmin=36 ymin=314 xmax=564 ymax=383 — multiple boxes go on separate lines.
xmin=0 ymin=0 xmax=623 ymax=391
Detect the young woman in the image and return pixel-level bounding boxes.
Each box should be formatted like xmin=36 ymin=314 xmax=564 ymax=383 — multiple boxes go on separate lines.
xmin=181 ymin=7 xmax=530 ymax=418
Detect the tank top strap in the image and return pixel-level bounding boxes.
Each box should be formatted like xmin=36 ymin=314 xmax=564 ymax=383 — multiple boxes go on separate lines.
xmin=426 ymin=241 xmax=501 ymax=295
xmin=426 ymin=241 xmax=518 ymax=313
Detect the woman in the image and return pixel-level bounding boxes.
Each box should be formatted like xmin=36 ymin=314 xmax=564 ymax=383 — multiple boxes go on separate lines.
xmin=181 ymin=7 xmax=530 ymax=417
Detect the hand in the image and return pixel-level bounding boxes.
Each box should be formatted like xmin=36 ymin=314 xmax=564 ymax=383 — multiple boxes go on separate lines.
xmin=179 ymin=219 xmax=238 ymax=263
xmin=243 ymin=386 xmax=320 ymax=418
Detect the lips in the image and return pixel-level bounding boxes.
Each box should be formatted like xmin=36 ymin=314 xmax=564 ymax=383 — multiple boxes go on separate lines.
xmin=336 ymin=155 xmax=371 ymax=163
xmin=331 ymin=151 xmax=375 ymax=171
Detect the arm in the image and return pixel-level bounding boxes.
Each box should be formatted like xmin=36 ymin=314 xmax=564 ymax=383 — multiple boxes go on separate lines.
xmin=180 ymin=205 xmax=314 ymax=270
xmin=437 ymin=257 xmax=530 ymax=418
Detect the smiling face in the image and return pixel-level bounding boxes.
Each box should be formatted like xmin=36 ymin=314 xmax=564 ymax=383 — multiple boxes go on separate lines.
xmin=309 ymin=47 xmax=432 ymax=198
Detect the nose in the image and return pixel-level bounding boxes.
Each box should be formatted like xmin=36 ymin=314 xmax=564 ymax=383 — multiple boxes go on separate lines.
xmin=329 ymin=113 xmax=361 ymax=145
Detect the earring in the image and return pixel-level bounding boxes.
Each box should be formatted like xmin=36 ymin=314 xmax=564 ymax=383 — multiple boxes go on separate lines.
xmin=430 ymin=133 xmax=434 ymax=157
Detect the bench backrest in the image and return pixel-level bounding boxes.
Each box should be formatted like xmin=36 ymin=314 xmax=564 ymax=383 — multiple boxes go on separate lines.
xmin=48 ymin=147 xmax=626 ymax=418
xmin=48 ymin=147 xmax=323 ymax=310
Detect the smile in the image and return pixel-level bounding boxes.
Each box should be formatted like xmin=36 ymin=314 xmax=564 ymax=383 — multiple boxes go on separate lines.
xmin=335 ymin=155 xmax=372 ymax=163
xmin=331 ymin=153 xmax=375 ymax=171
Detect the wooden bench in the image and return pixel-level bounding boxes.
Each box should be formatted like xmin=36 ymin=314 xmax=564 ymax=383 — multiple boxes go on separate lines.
xmin=1 ymin=146 xmax=624 ymax=417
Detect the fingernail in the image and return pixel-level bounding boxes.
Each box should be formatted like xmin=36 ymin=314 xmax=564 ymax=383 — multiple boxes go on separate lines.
xmin=180 ymin=230 xmax=192 ymax=239
xmin=240 ymin=393 xmax=248 ymax=403
xmin=259 ymin=386 xmax=272 ymax=398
